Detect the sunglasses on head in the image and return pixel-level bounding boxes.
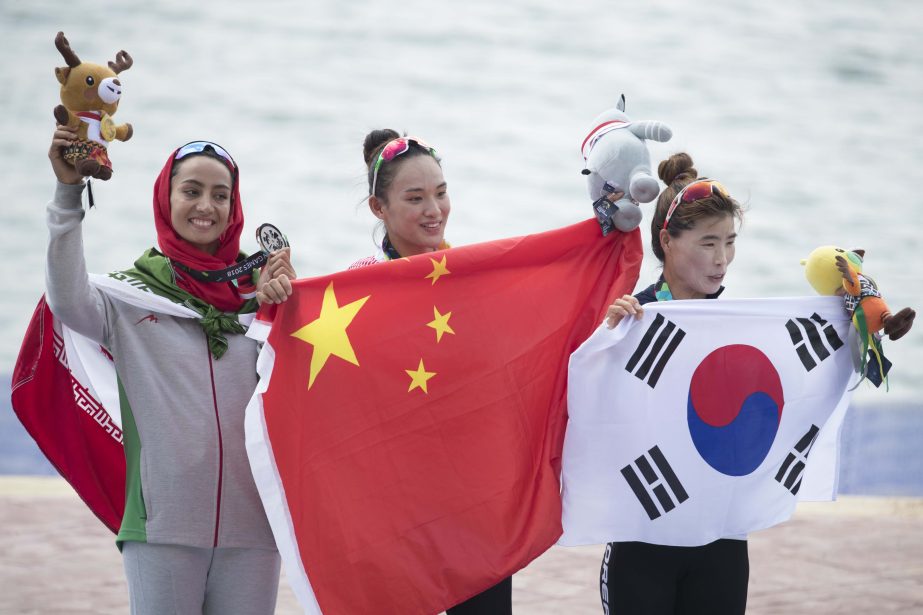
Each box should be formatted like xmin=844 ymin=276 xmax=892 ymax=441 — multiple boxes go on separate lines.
xmin=662 ymin=179 xmax=730 ymax=230
xmin=370 ymin=137 xmax=437 ymax=196
xmin=174 ymin=141 xmax=237 ymax=170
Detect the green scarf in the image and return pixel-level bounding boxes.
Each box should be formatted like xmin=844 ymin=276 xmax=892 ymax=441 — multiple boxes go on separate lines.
xmin=111 ymin=249 xmax=259 ymax=359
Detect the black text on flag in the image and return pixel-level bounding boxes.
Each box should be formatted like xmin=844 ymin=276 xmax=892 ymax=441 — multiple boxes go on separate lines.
xmin=621 ymin=446 xmax=689 ymax=520
xmin=785 ymin=313 xmax=844 ymax=372
xmin=775 ymin=424 xmax=820 ymax=495
xmin=625 ymin=313 xmax=686 ymax=388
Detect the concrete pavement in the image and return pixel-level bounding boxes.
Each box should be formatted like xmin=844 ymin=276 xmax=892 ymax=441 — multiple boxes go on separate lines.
xmin=1 ymin=476 xmax=920 ymax=614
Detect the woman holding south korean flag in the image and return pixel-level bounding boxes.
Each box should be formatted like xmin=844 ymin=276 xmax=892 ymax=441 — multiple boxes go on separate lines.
xmin=599 ymin=152 xmax=749 ymax=615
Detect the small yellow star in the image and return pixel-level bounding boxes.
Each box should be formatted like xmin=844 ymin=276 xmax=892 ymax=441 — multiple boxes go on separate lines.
xmin=424 ymin=255 xmax=450 ymax=285
xmin=405 ymin=359 xmax=437 ymax=394
xmin=427 ymin=306 xmax=455 ymax=343
xmin=291 ymin=282 xmax=370 ymax=388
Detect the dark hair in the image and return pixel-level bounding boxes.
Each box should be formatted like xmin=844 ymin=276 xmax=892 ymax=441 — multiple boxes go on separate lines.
xmin=650 ymin=152 xmax=743 ymax=262
xmin=363 ymin=129 xmax=440 ymax=201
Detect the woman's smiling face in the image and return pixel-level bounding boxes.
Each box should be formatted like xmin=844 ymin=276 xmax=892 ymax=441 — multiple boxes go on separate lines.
xmin=371 ymin=155 xmax=450 ymax=257
xmin=169 ymin=155 xmax=233 ymax=255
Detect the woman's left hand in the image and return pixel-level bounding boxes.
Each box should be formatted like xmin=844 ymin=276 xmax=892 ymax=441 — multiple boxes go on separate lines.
xmin=256 ymin=247 xmax=296 ymax=305
xmin=605 ymin=294 xmax=643 ymax=329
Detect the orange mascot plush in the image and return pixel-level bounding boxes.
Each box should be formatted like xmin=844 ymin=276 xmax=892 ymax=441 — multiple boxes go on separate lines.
xmin=53 ymin=31 xmax=133 ymax=180
xmin=802 ymin=245 xmax=915 ymax=386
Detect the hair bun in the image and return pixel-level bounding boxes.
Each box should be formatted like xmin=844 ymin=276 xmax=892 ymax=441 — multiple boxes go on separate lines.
xmin=363 ymin=129 xmax=401 ymax=166
xmin=658 ymin=152 xmax=698 ymax=186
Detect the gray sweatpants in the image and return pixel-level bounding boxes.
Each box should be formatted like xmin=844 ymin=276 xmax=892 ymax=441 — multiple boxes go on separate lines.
xmin=122 ymin=542 xmax=281 ymax=615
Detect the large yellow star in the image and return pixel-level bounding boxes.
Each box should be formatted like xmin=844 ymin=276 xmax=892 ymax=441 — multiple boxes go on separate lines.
xmin=427 ymin=306 xmax=455 ymax=343
xmin=424 ymin=255 xmax=450 ymax=285
xmin=405 ymin=359 xmax=437 ymax=394
xmin=291 ymin=282 xmax=370 ymax=388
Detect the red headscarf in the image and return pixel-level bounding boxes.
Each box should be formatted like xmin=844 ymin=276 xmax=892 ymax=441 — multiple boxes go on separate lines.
xmin=152 ymin=145 xmax=246 ymax=312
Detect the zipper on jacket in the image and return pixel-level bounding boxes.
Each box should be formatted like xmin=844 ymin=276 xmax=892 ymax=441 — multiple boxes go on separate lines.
xmin=206 ymin=337 xmax=224 ymax=548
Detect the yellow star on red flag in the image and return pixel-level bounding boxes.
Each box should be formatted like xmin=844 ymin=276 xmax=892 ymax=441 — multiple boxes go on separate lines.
xmin=291 ymin=282 xmax=370 ymax=389
xmin=427 ymin=306 xmax=455 ymax=343
xmin=425 ymin=255 xmax=450 ymax=285
xmin=405 ymin=359 xmax=437 ymax=394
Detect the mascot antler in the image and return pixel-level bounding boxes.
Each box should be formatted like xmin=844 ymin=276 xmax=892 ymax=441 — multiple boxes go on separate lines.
xmin=54 ymin=31 xmax=81 ymax=68
xmin=108 ymin=50 xmax=133 ymax=74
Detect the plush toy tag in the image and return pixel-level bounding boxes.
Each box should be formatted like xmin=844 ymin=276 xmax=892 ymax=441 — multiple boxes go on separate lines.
xmin=592 ymin=197 xmax=618 ymax=236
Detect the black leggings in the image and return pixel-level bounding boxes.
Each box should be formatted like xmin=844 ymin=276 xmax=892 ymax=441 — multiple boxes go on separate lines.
xmin=447 ymin=576 xmax=512 ymax=615
xmin=600 ymin=540 xmax=748 ymax=615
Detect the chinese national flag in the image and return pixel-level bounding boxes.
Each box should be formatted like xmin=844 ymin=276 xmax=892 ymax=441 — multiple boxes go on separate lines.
xmin=246 ymin=220 xmax=642 ymax=614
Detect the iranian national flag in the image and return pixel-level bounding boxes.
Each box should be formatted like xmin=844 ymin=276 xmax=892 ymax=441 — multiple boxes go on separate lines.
xmin=11 ymin=275 xmax=212 ymax=532
xmin=246 ymin=220 xmax=642 ymax=614
xmin=11 ymin=296 xmax=126 ymax=531
xmin=560 ymin=297 xmax=859 ymax=548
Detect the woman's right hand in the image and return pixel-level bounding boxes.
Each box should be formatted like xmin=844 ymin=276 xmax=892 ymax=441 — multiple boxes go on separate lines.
xmin=605 ymin=294 xmax=643 ymax=329
xmin=48 ymin=125 xmax=84 ymax=185
xmin=256 ymin=247 xmax=296 ymax=305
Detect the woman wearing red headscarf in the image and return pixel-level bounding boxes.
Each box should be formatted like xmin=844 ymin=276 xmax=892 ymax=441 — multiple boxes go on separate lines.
xmin=46 ymin=124 xmax=292 ymax=614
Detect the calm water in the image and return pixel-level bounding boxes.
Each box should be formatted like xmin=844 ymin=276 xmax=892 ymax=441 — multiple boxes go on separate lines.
xmin=1 ymin=0 xmax=921 ymax=468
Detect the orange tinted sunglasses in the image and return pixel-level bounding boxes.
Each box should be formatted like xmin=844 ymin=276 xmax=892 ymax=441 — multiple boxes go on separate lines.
xmin=662 ymin=179 xmax=730 ymax=230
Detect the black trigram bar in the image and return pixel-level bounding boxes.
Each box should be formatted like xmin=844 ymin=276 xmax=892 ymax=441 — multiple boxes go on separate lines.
xmin=625 ymin=313 xmax=686 ymax=388
xmin=785 ymin=313 xmax=844 ymax=372
xmin=775 ymin=424 xmax=821 ymax=495
xmin=621 ymin=445 xmax=689 ymax=520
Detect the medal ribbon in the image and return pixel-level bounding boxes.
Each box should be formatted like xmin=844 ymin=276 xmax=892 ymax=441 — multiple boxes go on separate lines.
xmin=171 ymin=251 xmax=268 ymax=284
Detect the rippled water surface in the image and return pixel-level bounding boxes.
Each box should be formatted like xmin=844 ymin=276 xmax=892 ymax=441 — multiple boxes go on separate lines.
xmin=2 ymin=0 xmax=921 ymax=411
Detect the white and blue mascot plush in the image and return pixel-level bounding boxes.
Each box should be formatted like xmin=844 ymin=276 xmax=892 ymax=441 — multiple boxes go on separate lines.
xmin=581 ymin=95 xmax=673 ymax=234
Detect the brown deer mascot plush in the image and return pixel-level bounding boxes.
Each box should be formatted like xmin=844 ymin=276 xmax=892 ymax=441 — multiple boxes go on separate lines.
xmin=53 ymin=31 xmax=133 ymax=180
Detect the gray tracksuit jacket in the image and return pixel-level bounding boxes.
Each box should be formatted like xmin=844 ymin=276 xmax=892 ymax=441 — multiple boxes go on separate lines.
xmin=46 ymin=182 xmax=275 ymax=549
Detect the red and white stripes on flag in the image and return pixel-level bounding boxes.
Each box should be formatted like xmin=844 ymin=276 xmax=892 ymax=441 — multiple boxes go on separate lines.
xmin=11 ymin=275 xmax=205 ymax=532
xmin=560 ymin=296 xmax=860 ymax=548
xmin=12 ymin=296 xmax=126 ymax=531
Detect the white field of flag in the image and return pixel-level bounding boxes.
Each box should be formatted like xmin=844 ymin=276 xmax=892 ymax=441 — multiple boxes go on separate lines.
xmin=560 ymin=297 xmax=860 ymax=548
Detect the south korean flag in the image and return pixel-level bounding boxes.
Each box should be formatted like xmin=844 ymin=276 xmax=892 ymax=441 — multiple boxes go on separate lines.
xmin=559 ymin=296 xmax=860 ymax=547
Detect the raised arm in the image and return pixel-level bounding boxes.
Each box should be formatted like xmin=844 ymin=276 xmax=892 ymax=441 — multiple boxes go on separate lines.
xmin=45 ymin=125 xmax=110 ymax=344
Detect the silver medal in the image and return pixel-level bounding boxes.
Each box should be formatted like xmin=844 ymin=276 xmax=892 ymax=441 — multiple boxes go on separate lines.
xmin=256 ymin=223 xmax=289 ymax=253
